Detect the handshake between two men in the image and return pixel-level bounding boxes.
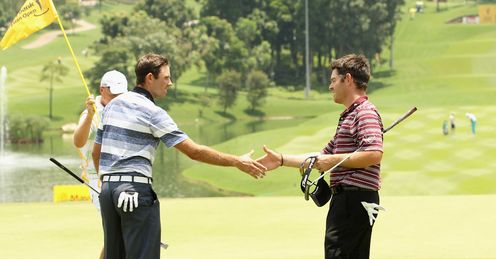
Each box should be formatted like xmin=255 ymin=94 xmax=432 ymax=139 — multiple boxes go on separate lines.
xmin=235 ymin=145 xmax=362 ymax=178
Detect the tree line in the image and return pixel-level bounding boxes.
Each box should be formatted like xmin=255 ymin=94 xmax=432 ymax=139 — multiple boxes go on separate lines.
xmin=84 ymin=0 xmax=404 ymax=113
xmin=1 ymin=0 xmax=405 ymax=114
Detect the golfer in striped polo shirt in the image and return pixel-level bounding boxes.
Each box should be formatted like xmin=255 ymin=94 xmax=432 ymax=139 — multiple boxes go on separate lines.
xmin=259 ymin=54 xmax=383 ymax=259
xmin=93 ymin=54 xmax=266 ymax=259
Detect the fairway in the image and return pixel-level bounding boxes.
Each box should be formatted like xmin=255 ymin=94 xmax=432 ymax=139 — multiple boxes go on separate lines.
xmin=1 ymin=195 xmax=495 ymax=259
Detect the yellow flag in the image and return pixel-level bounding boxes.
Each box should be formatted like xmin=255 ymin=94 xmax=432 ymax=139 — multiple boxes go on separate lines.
xmin=0 ymin=0 xmax=58 ymax=50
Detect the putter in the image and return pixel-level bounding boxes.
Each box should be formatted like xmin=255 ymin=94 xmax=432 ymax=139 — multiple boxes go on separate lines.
xmin=49 ymin=158 xmax=169 ymax=250
xmin=301 ymin=107 xmax=417 ymax=205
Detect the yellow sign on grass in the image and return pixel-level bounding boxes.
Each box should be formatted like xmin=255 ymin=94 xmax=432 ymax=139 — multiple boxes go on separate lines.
xmin=53 ymin=184 xmax=90 ymax=202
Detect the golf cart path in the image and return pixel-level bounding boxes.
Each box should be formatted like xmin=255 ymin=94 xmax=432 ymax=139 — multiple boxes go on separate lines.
xmin=22 ymin=19 xmax=96 ymax=49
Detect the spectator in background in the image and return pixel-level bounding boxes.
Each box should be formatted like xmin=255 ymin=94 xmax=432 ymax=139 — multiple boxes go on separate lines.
xmin=466 ymin=112 xmax=477 ymax=135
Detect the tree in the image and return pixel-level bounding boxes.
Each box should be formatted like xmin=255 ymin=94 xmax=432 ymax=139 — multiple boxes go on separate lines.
xmin=385 ymin=0 xmax=405 ymax=69
xmin=246 ymin=70 xmax=270 ymax=112
xmin=40 ymin=58 xmax=69 ymax=119
xmin=200 ymin=16 xmax=249 ymax=78
xmin=136 ymin=0 xmax=196 ymax=28
xmin=0 ymin=0 xmax=20 ymax=36
xmin=84 ymin=47 xmax=130 ymax=93
xmin=246 ymin=41 xmax=272 ymax=74
xmin=216 ymin=71 xmax=241 ymax=113
xmin=99 ymin=12 xmax=130 ymax=43
xmin=201 ymin=0 xmax=259 ymax=24
xmin=58 ymin=2 xmax=82 ymax=32
xmin=88 ymin=10 xmax=200 ymax=98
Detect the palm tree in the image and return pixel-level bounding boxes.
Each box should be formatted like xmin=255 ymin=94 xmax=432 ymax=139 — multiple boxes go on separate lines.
xmin=40 ymin=58 xmax=69 ymax=119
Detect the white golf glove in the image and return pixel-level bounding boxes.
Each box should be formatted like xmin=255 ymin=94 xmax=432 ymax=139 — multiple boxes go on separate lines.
xmin=118 ymin=191 xmax=139 ymax=212
xmin=361 ymin=201 xmax=385 ymax=226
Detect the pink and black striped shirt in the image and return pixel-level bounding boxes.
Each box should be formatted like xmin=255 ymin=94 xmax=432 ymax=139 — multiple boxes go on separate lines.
xmin=322 ymin=96 xmax=383 ymax=190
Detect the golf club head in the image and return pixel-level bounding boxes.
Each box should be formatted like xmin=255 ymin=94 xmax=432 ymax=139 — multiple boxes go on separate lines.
xmin=309 ymin=178 xmax=331 ymax=207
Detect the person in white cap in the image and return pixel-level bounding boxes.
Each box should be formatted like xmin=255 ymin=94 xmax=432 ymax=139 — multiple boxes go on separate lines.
xmin=465 ymin=112 xmax=477 ymax=135
xmin=73 ymin=70 xmax=128 ymax=259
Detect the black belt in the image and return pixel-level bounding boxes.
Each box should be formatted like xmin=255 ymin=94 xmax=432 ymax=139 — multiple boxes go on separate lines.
xmin=330 ymin=185 xmax=375 ymax=195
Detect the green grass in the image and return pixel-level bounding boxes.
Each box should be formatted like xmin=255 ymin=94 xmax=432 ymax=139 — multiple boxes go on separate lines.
xmin=1 ymin=195 xmax=495 ymax=258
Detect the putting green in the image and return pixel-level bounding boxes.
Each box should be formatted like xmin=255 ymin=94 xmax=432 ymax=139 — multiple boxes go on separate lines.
xmin=1 ymin=195 xmax=495 ymax=258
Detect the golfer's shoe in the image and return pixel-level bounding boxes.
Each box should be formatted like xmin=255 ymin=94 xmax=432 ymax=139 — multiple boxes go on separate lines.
xmin=361 ymin=201 xmax=385 ymax=226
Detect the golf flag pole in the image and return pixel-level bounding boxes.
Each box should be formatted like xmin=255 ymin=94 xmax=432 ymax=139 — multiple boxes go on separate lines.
xmin=53 ymin=11 xmax=92 ymax=98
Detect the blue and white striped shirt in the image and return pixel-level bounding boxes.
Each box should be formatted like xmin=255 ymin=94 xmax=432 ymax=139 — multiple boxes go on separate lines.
xmin=95 ymin=88 xmax=188 ymax=178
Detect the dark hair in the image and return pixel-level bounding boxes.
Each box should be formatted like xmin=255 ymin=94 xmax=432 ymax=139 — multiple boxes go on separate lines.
xmin=330 ymin=54 xmax=370 ymax=91
xmin=135 ymin=53 xmax=169 ymax=85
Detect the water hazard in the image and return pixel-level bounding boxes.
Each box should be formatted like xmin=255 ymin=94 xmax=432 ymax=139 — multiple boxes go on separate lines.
xmin=0 ymin=118 xmax=308 ymax=202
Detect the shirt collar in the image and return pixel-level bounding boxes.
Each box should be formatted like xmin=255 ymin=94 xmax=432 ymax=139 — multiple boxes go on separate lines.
xmin=132 ymin=86 xmax=155 ymax=103
xmin=340 ymin=96 xmax=368 ymax=116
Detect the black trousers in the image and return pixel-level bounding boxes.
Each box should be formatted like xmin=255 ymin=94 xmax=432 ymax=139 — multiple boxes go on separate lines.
xmin=100 ymin=181 xmax=161 ymax=259
xmin=325 ymin=189 xmax=379 ymax=259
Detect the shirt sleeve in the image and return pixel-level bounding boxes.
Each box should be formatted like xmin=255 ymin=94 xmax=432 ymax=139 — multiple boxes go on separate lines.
xmin=150 ymin=109 xmax=189 ymax=148
xmin=354 ymin=108 xmax=383 ymax=152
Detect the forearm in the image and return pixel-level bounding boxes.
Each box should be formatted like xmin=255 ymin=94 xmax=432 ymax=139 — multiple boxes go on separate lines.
xmin=280 ymin=153 xmax=319 ymax=168
xmin=73 ymin=115 xmax=94 ymax=148
xmin=188 ymin=144 xmax=239 ymax=167
xmin=320 ymin=151 xmax=382 ymax=169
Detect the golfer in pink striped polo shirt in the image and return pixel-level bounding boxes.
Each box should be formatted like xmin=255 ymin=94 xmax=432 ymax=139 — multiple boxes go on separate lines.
xmin=258 ymin=54 xmax=383 ymax=259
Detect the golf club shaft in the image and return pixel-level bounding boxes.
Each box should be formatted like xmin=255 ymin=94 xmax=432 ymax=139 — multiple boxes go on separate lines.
xmin=383 ymin=107 xmax=417 ymax=134
xmin=311 ymin=107 xmax=417 ymax=184
xmin=49 ymin=158 xmax=169 ymax=250
xmin=49 ymin=157 xmax=100 ymax=194
xmin=310 ymin=149 xmax=360 ymax=184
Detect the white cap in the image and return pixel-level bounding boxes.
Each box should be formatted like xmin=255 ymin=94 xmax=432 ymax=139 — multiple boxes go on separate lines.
xmin=100 ymin=70 xmax=128 ymax=94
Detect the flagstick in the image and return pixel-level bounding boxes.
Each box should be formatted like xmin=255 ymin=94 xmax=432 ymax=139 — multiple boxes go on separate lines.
xmin=54 ymin=13 xmax=99 ymax=119
xmin=55 ymin=16 xmax=90 ymax=96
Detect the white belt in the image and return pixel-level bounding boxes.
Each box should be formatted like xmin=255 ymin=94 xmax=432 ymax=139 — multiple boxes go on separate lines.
xmin=101 ymin=175 xmax=152 ymax=184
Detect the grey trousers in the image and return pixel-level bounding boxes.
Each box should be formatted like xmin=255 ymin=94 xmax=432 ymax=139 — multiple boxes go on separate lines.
xmin=100 ymin=180 xmax=161 ymax=259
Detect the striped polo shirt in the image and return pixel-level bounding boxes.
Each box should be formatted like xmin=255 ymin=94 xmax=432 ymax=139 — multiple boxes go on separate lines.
xmin=322 ymin=96 xmax=383 ymax=190
xmin=95 ymin=87 xmax=189 ymax=178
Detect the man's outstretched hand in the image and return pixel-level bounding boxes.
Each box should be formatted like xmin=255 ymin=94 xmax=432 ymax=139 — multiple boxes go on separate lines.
xmin=236 ymin=150 xmax=267 ymax=179
xmin=256 ymin=145 xmax=282 ymax=171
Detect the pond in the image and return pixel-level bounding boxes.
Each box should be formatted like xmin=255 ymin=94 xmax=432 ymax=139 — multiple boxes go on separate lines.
xmin=0 ymin=118 xmax=308 ymax=202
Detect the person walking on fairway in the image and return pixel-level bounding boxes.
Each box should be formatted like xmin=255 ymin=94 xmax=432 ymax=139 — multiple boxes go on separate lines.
xmin=258 ymin=54 xmax=384 ymax=259
xmin=466 ymin=112 xmax=477 ymax=135
xmin=92 ymin=53 xmax=267 ymax=259
xmin=73 ymin=70 xmax=128 ymax=259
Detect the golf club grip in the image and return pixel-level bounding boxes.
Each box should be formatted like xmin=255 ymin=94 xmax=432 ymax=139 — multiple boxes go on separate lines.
xmin=383 ymin=107 xmax=417 ymax=133
xmin=50 ymin=158 xmax=85 ymax=184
